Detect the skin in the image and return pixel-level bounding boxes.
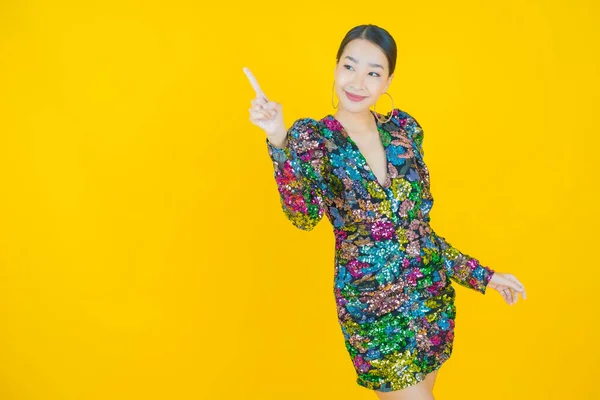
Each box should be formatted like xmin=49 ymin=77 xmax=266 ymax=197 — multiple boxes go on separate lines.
xmin=331 ymin=38 xmax=394 ymax=187
xmin=244 ymin=37 xmax=527 ymax=400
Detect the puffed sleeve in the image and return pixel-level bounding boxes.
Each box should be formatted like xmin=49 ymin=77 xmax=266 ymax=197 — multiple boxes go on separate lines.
xmin=397 ymin=108 xmax=495 ymax=294
xmin=265 ymin=118 xmax=327 ymax=231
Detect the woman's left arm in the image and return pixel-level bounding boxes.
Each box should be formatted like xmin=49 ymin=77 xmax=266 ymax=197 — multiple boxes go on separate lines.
xmin=399 ymin=109 xmax=526 ymax=302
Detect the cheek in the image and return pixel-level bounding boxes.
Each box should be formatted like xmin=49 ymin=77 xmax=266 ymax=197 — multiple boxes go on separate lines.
xmin=335 ymin=70 xmax=353 ymax=87
xmin=367 ymin=82 xmax=385 ymax=95
xmin=336 ymin=79 xmax=351 ymax=90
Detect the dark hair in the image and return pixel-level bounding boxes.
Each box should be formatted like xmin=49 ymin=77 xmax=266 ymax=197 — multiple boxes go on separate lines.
xmin=335 ymin=24 xmax=397 ymax=77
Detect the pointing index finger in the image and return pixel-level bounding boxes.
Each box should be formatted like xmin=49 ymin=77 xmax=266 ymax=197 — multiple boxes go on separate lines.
xmin=243 ymin=67 xmax=269 ymax=101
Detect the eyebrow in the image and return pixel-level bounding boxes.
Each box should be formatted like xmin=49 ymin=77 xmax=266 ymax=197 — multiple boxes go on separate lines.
xmin=344 ymin=55 xmax=384 ymax=70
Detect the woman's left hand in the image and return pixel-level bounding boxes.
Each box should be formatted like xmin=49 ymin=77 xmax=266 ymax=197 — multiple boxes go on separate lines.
xmin=487 ymin=272 xmax=527 ymax=305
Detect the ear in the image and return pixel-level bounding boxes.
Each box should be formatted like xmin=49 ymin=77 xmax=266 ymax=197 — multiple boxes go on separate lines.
xmin=384 ymin=73 xmax=394 ymax=92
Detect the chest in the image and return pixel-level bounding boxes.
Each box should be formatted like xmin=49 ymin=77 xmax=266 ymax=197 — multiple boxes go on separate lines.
xmin=347 ymin=131 xmax=389 ymax=188
xmin=322 ymin=126 xmax=420 ymax=201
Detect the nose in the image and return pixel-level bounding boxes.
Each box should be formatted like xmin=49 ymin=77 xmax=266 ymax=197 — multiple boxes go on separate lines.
xmin=351 ymin=74 xmax=366 ymax=89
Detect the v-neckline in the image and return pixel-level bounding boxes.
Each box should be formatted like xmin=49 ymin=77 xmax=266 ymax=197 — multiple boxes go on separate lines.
xmin=326 ymin=109 xmax=392 ymax=190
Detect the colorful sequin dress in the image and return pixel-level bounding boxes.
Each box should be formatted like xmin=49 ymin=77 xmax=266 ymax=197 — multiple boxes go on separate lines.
xmin=265 ymin=108 xmax=495 ymax=392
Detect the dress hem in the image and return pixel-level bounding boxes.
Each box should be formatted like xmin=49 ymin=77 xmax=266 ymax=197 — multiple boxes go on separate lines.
xmin=356 ymin=352 xmax=451 ymax=393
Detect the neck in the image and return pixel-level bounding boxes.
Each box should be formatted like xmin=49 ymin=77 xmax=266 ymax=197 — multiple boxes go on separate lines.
xmin=334 ymin=109 xmax=376 ymax=134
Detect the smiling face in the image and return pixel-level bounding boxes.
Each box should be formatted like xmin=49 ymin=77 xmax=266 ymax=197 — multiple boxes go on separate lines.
xmin=333 ymin=38 xmax=394 ymax=113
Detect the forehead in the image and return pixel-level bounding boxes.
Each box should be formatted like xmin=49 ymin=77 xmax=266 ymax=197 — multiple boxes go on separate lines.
xmin=341 ymin=39 xmax=386 ymax=63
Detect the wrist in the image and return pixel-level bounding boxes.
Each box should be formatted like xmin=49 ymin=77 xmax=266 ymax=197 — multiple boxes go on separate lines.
xmin=267 ymin=134 xmax=287 ymax=149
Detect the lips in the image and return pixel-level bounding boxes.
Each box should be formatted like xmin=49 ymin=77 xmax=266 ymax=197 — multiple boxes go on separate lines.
xmin=344 ymin=91 xmax=367 ymax=102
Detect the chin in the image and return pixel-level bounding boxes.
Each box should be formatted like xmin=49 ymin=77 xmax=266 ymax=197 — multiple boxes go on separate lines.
xmin=341 ymin=102 xmax=371 ymax=112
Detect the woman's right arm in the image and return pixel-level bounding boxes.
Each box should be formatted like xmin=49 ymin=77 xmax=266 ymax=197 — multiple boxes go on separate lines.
xmin=266 ymin=118 xmax=327 ymax=231
xmin=243 ymin=67 xmax=326 ymax=231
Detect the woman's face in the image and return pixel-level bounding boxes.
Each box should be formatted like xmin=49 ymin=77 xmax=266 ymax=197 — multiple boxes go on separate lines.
xmin=333 ymin=38 xmax=394 ymax=113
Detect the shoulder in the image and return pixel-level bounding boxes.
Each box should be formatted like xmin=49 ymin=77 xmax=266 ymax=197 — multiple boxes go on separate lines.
xmin=290 ymin=117 xmax=321 ymax=130
xmin=288 ymin=117 xmax=323 ymax=141
xmin=285 ymin=117 xmax=325 ymax=156
xmin=390 ymin=108 xmax=422 ymax=130
xmin=390 ymin=107 xmax=424 ymax=143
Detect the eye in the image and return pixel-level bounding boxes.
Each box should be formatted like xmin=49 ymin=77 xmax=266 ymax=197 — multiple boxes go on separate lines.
xmin=343 ymin=64 xmax=380 ymax=77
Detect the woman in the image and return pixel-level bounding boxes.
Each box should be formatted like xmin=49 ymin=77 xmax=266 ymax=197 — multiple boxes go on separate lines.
xmin=244 ymin=24 xmax=526 ymax=400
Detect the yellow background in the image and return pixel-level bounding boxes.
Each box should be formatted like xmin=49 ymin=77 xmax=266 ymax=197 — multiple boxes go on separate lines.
xmin=0 ymin=1 xmax=597 ymax=399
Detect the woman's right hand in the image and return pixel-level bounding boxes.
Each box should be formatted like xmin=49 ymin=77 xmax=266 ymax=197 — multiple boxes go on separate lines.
xmin=243 ymin=67 xmax=286 ymax=145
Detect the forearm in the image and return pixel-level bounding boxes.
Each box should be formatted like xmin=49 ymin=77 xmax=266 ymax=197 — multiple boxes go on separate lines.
xmin=265 ymin=119 xmax=326 ymax=231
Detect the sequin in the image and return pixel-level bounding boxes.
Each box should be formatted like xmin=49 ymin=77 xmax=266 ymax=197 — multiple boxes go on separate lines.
xmin=265 ymin=108 xmax=495 ymax=392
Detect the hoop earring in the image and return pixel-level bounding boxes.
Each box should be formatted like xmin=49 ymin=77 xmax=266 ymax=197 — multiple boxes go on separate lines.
xmin=374 ymin=92 xmax=394 ymax=123
xmin=331 ymin=80 xmax=338 ymax=109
